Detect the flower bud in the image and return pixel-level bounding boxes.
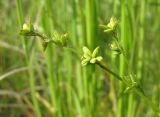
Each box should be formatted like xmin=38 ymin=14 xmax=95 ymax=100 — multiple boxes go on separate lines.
xmin=100 ymin=17 xmax=118 ymax=33
xmin=107 ymin=17 xmax=118 ymax=31
xmin=19 ymin=22 xmax=35 ymax=36
xmin=52 ymin=31 xmax=69 ymax=47
xmin=109 ymin=41 xmax=122 ymax=55
xmin=22 ymin=23 xmax=34 ymax=32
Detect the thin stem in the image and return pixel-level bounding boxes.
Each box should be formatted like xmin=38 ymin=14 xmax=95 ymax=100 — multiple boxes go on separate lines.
xmin=134 ymin=88 xmax=160 ymax=115
xmin=16 ymin=0 xmax=41 ymax=117
xmin=96 ymin=61 xmax=160 ymax=114
xmin=28 ymin=52 xmax=42 ymax=117
xmin=34 ymin=32 xmax=46 ymax=39
xmin=118 ymin=0 xmax=126 ymax=116
xmin=96 ymin=61 xmax=122 ymax=81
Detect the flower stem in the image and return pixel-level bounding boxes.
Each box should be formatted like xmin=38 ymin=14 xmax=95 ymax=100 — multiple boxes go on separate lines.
xmin=96 ymin=61 xmax=160 ymax=115
xmin=96 ymin=61 xmax=122 ymax=81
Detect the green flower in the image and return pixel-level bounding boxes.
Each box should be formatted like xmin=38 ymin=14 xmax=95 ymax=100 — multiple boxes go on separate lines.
xmin=52 ymin=31 xmax=69 ymax=47
xmin=19 ymin=22 xmax=35 ymax=36
xmin=81 ymin=46 xmax=103 ymax=66
xmin=108 ymin=41 xmax=122 ymax=55
xmin=123 ymin=74 xmax=139 ymax=93
xmin=100 ymin=17 xmax=118 ymax=33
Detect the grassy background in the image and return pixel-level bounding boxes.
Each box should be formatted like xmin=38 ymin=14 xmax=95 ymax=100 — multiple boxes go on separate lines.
xmin=0 ymin=0 xmax=160 ymax=116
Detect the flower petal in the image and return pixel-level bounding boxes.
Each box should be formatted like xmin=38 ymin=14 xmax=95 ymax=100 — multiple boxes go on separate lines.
xmin=96 ymin=56 xmax=103 ymax=62
xmin=81 ymin=58 xmax=89 ymax=66
xmin=90 ymin=58 xmax=97 ymax=64
xmin=83 ymin=46 xmax=91 ymax=55
xmin=92 ymin=46 xmax=99 ymax=58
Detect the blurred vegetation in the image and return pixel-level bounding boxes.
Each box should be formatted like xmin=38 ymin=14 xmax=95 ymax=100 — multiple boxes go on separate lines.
xmin=0 ymin=0 xmax=160 ymax=117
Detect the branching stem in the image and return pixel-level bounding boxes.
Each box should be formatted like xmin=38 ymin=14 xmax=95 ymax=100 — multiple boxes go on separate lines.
xmin=96 ymin=61 xmax=160 ymax=115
